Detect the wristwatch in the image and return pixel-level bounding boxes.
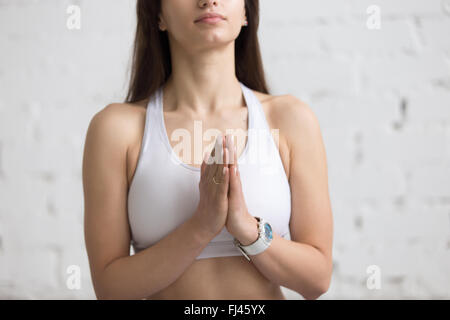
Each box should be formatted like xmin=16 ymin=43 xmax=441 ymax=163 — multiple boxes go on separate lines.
xmin=233 ymin=216 xmax=273 ymax=261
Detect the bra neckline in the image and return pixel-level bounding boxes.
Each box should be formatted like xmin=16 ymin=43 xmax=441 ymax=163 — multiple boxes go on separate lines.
xmin=157 ymin=81 xmax=254 ymax=172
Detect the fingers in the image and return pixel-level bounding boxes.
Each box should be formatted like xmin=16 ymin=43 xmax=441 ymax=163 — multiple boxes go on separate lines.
xmin=201 ymin=150 xmax=209 ymax=179
xmin=220 ymin=160 xmax=229 ymax=193
xmin=205 ymin=133 xmax=223 ymax=182
xmin=200 ymin=133 xmax=234 ymax=190
xmin=234 ymin=136 xmax=238 ymax=173
xmin=215 ymin=134 xmax=228 ymax=182
xmin=217 ymin=136 xmax=229 ymax=190
xmin=233 ymin=137 xmax=238 ymax=175
xmin=201 ymin=139 xmax=215 ymax=180
xmin=225 ymin=134 xmax=237 ymax=175
xmin=226 ymin=134 xmax=236 ymax=167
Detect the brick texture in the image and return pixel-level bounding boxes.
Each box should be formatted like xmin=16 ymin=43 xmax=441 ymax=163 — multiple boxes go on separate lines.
xmin=0 ymin=0 xmax=449 ymax=299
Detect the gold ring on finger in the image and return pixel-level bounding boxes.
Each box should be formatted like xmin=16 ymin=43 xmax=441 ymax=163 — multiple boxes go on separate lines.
xmin=212 ymin=176 xmax=221 ymax=185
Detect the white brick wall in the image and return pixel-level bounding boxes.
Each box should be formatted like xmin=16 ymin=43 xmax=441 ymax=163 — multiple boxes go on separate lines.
xmin=0 ymin=0 xmax=449 ymax=299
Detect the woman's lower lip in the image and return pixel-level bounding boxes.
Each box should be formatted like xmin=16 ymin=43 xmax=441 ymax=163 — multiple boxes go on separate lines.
xmin=196 ymin=17 xmax=224 ymax=24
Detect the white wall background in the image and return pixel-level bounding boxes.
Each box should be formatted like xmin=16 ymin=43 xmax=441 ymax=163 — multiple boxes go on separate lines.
xmin=0 ymin=0 xmax=449 ymax=299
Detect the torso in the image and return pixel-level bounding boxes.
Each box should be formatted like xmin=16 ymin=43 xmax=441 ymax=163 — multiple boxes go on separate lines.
xmin=124 ymin=89 xmax=292 ymax=300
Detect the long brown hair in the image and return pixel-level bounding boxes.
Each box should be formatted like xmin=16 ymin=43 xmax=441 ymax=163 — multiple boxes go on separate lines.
xmin=124 ymin=0 xmax=270 ymax=104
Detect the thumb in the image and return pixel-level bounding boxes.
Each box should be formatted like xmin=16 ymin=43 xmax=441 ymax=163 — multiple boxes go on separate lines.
xmin=220 ymin=166 xmax=230 ymax=196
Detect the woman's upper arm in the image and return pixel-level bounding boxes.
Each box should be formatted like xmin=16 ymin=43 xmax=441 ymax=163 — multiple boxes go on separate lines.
xmin=283 ymin=96 xmax=334 ymax=269
xmin=82 ymin=104 xmax=132 ymax=289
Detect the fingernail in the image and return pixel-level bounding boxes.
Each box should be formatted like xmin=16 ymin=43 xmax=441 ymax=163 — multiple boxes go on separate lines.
xmin=223 ymin=167 xmax=227 ymax=175
xmin=234 ymin=167 xmax=237 ymax=176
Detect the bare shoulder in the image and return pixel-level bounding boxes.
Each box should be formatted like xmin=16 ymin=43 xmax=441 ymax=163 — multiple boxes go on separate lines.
xmin=251 ymin=90 xmax=322 ymax=179
xmin=91 ymin=100 xmax=148 ymax=131
xmin=271 ymin=94 xmax=316 ymax=127
xmin=86 ymin=99 xmax=148 ymax=153
xmin=252 ymin=91 xmax=320 ymax=145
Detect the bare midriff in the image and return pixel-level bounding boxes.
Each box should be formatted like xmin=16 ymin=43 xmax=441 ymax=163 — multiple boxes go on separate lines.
xmin=143 ymin=255 xmax=286 ymax=300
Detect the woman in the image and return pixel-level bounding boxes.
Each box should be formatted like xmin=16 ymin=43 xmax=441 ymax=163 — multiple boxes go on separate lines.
xmin=82 ymin=0 xmax=333 ymax=300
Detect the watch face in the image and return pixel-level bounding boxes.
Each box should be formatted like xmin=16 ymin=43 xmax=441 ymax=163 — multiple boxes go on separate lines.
xmin=263 ymin=223 xmax=273 ymax=241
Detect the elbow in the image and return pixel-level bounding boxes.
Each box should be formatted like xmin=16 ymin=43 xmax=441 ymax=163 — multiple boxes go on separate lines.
xmin=301 ymin=268 xmax=332 ymax=300
xmin=95 ymin=291 xmax=111 ymax=300
xmin=93 ymin=281 xmax=114 ymax=300
xmin=93 ymin=279 xmax=131 ymax=300
xmin=302 ymin=286 xmax=325 ymax=300
xmin=94 ymin=285 xmax=126 ymax=300
xmin=91 ymin=260 xmax=128 ymax=300
xmin=96 ymin=293 xmax=124 ymax=300
xmin=92 ymin=273 xmax=122 ymax=300
xmin=297 ymin=249 xmax=333 ymax=300
xmin=302 ymin=281 xmax=329 ymax=300
xmin=311 ymin=255 xmax=333 ymax=299
xmin=92 ymin=273 xmax=148 ymax=300
xmin=308 ymin=281 xmax=330 ymax=300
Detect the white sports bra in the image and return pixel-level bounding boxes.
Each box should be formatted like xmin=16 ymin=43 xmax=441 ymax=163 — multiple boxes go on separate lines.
xmin=127 ymin=81 xmax=291 ymax=259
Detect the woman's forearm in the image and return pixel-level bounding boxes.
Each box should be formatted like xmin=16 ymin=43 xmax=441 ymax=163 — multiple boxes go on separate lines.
xmin=236 ymin=229 xmax=332 ymax=300
xmin=94 ymin=216 xmax=214 ymax=300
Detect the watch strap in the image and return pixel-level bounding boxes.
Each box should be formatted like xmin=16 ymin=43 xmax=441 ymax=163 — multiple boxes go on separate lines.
xmin=234 ymin=217 xmax=273 ymax=261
